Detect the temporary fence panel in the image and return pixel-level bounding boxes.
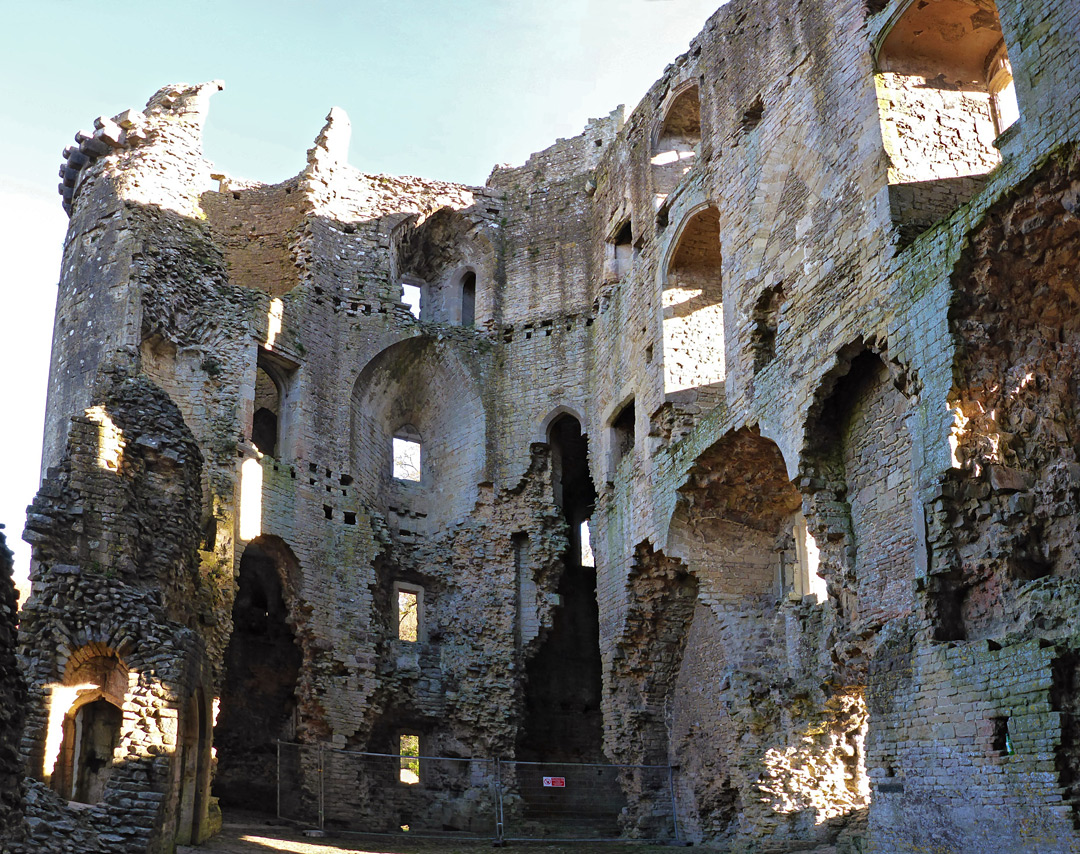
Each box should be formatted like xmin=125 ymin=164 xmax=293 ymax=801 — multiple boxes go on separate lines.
xmin=276 ymin=741 xmax=321 ymax=826
xmin=277 ymin=744 xmax=677 ymax=844
xmin=278 ymin=743 xmax=497 ymax=839
xmin=497 ymin=760 xmax=678 ymax=842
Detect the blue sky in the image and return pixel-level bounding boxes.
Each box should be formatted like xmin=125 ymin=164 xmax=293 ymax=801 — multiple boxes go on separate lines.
xmin=0 ymin=0 xmax=722 ymax=588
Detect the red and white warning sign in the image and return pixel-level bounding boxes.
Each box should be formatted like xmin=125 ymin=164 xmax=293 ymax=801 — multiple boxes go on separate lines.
xmin=542 ymin=776 xmax=566 ymax=788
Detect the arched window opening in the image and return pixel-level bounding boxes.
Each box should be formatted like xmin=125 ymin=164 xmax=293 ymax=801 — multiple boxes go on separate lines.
xmin=663 ymin=207 xmax=724 ymax=396
xmin=652 ymin=84 xmax=701 ymax=199
xmin=460 ymin=271 xmax=476 ymax=327
xmin=252 ymin=352 xmax=298 ymax=459
xmin=392 ymin=425 xmax=422 ymax=483
xmin=876 ymin=0 xmax=1018 ymax=241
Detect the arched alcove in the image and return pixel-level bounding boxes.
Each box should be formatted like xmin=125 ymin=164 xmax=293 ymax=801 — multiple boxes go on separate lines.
xmin=662 ymin=206 xmax=725 ymax=397
xmin=252 ymin=351 xmax=299 ymax=460
xmin=875 ymin=0 xmax=1019 ymax=239
xmin=628 ymin=428 xmax=864 ymax=844
xmin=652 ymin=84 xmax=701 ymax=199
xmin=396 ymin=208 xmax=495 ymax=326
xmin=49 ymin=646 xmax=130 ymax=804
xmin=351 ymin=337 xmax=486 ymax=531
xmin=802 ymin=348 xmax=917 ymax=632
xmin=215 ymin=536 xmax=303 ymax=811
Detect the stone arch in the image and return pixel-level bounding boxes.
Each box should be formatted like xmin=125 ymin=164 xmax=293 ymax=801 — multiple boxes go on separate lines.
xmin=350 ymin=336 xmax=486 ymax=531
xmin=48 ymin=645 xmax=130 ymax=804
xmin=606 ymin=427 xmax=864 ymax=845
xmin=652 ymin=81 xmax=701 ymax=198
xmin=519 ymin=411 xmax=603 ymax=763
xmin=537 ymin=404 xmax=586 ymax=444
xmin=800 ymin=341 xmax=918 ymax=648
xmin=660 ymin=204 xmax=725 ymax=398
xmin=215 ymin=535 xmax=304 ymax=811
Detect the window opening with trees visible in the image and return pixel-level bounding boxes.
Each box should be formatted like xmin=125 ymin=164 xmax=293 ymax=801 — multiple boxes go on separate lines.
xmin=399 ymin=733 xmax=421 ymax=784
xmin=392 ymin=426 xmax=422 ymax=483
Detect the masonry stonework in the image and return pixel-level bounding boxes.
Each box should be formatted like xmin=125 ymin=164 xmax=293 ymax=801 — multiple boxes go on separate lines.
xmin=4 ymin=0 xmax=1080 ymax=851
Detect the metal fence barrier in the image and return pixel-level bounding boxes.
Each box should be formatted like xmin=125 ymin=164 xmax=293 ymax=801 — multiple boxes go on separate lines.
xmin=277 ymin=743 xmax=679 ymax=844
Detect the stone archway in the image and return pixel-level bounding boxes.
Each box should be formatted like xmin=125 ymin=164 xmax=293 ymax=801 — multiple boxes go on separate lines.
xmin=215 ymin=536 xmax=303 ymax=811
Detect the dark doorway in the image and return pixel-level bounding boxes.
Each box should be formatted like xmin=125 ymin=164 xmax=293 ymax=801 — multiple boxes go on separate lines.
xmin=62 ymin=698 xmax=121 ymax=804
xmin=215 ymin=539 xmax=302 ymax=810
xmin=518 ymin=415 xmax=603 ymax=762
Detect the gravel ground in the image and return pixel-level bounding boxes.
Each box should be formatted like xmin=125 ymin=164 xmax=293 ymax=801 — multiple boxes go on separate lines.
xmin=177 ymin=814 xmax=687 ymax=854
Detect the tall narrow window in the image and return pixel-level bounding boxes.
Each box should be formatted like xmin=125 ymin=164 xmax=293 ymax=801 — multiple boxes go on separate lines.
xmin=401 ymin=282 xmax=422 ymax=319
xmin=612 ymin=400 xmax=636 ymax=468
xmin=663 ymin=207 xmax=724 ymax=395
xmin=580 ymin=520 xmax=595 ymax=568
xmin=613 ymin=220 xmax=634 ymax=280
xmin=461 ymin=271 xmax=476 ymax=327
xmin=399 ymin=734 xmax=420 ymax=784
xmin=392 ymin=425 xmax=422 ymax=483
xmin=252 ymin=365 xmax=280 ymax=457
xmin=394 ymin=583 xmax=422 ymax=642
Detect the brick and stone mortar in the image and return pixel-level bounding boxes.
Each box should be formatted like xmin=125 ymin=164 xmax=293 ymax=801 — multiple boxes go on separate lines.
xmin=3 ymin=0 xmax=1080 ymax=851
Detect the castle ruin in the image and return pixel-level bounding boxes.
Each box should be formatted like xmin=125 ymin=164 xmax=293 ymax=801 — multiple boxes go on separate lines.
xmin=4 ymin=0 xmax=1080 ymax=851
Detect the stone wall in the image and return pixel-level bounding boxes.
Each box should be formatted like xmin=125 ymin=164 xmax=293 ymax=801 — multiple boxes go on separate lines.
xmin=0 ymin=530 xmax=25 ymax=843
xmin=12 ymin=0 xmax=1080 ymax=850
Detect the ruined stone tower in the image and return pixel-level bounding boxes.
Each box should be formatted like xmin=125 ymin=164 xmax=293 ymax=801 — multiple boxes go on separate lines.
xmin=5 ymin=0 xmax=1080 ymax=851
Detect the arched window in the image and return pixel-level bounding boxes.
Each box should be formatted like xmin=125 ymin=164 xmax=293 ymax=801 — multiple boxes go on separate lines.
xmin=876 ymin=0 xmax=1019 ymax=239
xmin=252 ymin=352 xmax=297 ymax=459
xmin=652 ymin=84 xmax=701 ymax=200
xmin=252 ymin=365 xmax=279 ymax=457
xmin=663 ymin=206 xmax=724 ymax=395
xmin=461 ymin=271 xmax=476 ymax=327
